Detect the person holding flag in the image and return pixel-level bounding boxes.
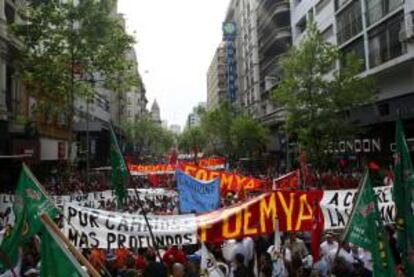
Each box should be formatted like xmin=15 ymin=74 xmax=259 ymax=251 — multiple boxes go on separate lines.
xmin=393 ymin=118 xmax=414 ymax=276
xmin=110 ymin=126 xmax=129 ymax=210
xmin=0 ymin=164 xmax=99 ymax=276
xmin=343 ymin=170 xmax=397 ymax=277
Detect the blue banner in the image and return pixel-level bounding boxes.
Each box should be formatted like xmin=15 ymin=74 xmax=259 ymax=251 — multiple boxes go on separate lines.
xmin=176 ymin=170 xmax=220 ymax=213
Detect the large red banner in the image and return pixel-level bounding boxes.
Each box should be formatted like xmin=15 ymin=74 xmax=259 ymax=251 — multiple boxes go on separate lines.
xmin=129 ymin=158 xmax=227 ymax=176
xmin=196 ymin=190 xmax=323 ymax=242
xmin=180 ymin=163 xmax=263 ymax=192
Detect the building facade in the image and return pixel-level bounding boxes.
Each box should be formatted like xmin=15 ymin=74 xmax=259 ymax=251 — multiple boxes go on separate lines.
xmin=289 ymin=0 xmax=414 ymax=159
xmin=222 ymin=0 xmax=292 ymax=156
xmin=207 ymin=43 xmax=227 ymax=111
xmin=225 ymin=0 xmax=262 ymax=117
xmin=186 ymin=102 xmax=206 ymax=129
xmin=150 ymin=99 xmax=161 ymax=125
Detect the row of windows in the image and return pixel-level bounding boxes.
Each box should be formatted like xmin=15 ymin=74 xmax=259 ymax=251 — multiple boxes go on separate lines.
xmin=340 ymin=12 xmax=405 ymax=70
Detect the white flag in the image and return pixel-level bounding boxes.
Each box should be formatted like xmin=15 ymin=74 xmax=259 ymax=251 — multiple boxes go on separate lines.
xmin=200 ymin=243 xmax=226 ymax=277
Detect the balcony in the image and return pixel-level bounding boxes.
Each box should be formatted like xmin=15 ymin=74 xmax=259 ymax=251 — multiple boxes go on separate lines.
xmin=258 ymin=1 xmax=290 ymax=31
xmin=259 ymin=26 xmax=291 ymax=54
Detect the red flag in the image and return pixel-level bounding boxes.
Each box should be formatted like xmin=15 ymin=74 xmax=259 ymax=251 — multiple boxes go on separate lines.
xmin=169 ymin=149 xmax=178 ymax=165
xmin=148 ymin=173 xmax=160 ymax=187
xmin=311 ymin=200 xmax=324 ymax=262
xmin=368 ymin=161 xmax=380 ymax=171
xmin=273 ymin=171 xmax=298 ymax=190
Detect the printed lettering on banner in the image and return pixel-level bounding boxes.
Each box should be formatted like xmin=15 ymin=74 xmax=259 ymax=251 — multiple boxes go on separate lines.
xmin=321 ymin=185 xmax=395 ymax=230
xmin=63 ymin=203 xmax=198 ymax=249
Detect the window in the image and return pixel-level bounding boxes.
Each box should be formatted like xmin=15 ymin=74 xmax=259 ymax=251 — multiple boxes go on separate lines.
xmin=366 ymin=0 xmax=404 ymax=26
xmin=5 ymin=3 xmax=15 ymax=25
xmin=5 ymin=65 xmax=14 ymax=113
xmin=336 ymin=0 xmax=362 ymax=44
xmin=322 ymin=25 xmax=334 ymax=41
xmin=316 ymin=0 xmax=331 ymax=14
xmin=335 ymin=0 xmax=351 ymax=10
xmin=341 ymin=37 xmax=366 ymax=71
xmin=296 ymin=16 xmax=307 ymax=35
xmin=369 ymin=12 xmax=405 ymax=67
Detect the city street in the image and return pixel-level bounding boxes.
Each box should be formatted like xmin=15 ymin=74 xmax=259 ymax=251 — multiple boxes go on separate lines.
xmin=0 ymin=0 xmax=414 ymax=276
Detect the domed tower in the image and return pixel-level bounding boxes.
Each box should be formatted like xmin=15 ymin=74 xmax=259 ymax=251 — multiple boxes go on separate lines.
xmin=150 ymin=99 xmax=161 ymax=124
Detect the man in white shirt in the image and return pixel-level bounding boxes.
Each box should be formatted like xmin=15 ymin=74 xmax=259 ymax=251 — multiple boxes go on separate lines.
xmin=242 ymin=237 xmax=254 ymax=266
xmin=320 ymin=232 xmax=338 ymax=257
xmin=328 ymin=242 xmax=355 ymax=271
xmin=230 ymin=239 xmax=249 ymax=267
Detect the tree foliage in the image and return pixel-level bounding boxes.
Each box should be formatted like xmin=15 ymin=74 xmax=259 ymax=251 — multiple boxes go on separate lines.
xmin=177 ymin=127 xmax=206 ymax=154
xmin=272 ymin=21 xmax=375 ymax=168
xmin=199 ymin=103 xmax=269 ymax=163
xmin=12 ymin=0 xmax=137 ymax=161
xmin=122 ymin=116 xmax=175 ymax=161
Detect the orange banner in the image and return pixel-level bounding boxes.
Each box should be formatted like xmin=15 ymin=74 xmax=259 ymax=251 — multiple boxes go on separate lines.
xmin=198 ymin=157 xmax=226 ymax=169
xmin=128 ymin=158 xmax=226 ymax=176
xmin=129 ymin=164 xmax=175 ymax=175
xmin=179 ymin=163 xmax=263 ymax=192
xmin=197 ymin=190 xmax=323 ymax=242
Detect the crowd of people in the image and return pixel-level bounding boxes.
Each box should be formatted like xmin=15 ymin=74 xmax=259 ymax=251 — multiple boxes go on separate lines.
xmin=17 ymin=228 xmax=402 ymax=276
xmin=0 ymin=162 xmax=400 ymax=276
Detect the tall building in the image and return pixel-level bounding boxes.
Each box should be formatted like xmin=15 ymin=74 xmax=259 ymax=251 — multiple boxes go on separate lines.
xmin=289 ymin=0 xmax=414 ymax=157
xmin=207 ymin=43 xmax=227 ymax=111
xmin=75 ymin=14 xmax=147 ymax=167
xmin=256 ymin=0 xmax=291 ymax=126
xmin=222 ymin=0 xmax=292 ymax=155
xmin=224 ymin=0 xmax=261 ymax=116
xmin=150 ymin=99 xmax=161 ymax=124
xmin=186 ymin=102 xmax=206 ymax=129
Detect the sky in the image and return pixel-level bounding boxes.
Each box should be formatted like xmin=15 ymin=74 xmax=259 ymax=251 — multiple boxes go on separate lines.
xmin=118 ymin=0 xmax=231 ymax=128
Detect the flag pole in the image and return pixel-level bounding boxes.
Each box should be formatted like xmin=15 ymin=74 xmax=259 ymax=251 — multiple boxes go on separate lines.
xmin=21 ymin=163 xmax=112 ymax=275
xmin=110 ymin=124 xmax=163 ymax=262
xmin=332 ymin=169 xmax=368 ymax=264
xmin=40 ymin=214 xmax=101 ymax=277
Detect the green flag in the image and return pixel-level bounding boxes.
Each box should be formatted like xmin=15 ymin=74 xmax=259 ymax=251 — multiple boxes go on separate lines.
xmin=0 ymin=205 xmax=27 ymax=272
xmin=110 ymin=126 xmax=128 ymax=209
xmin=40 ymin=225 xmax=88 ymax=277
xmin=393 ymin=119 xmax=414 ymax=275
xmin=15 ymin=164 xmax=59 ymax=237
xmin=345 ymin=172 xmax=397 ymax=277
xmin=0 ymin=164 xmax=59 ymax=272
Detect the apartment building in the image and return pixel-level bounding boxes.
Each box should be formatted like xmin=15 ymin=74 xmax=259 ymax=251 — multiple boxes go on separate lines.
xmin=290 ymin=0 xmax=414 ymax=157
xmin=207 ymin=43 xmax=228 ymax=111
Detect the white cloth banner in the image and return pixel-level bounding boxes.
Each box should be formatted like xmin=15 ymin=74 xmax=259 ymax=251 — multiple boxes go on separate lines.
xmin=63 ymin=203 xmax=197 ymax=249
xmin=0 ymin=188 xmax=177 ymax=210
xmin=321 ymin=185 xmax=394 ymax=230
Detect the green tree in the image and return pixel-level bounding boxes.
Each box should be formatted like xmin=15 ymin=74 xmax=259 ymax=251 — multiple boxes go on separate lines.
xmin=200 ymin=103 xmax=269 ymax=164
xmin=12 ymin=0 xmax=136 ymax=164
xmin=122 ymin=116 xmax=174 ymax=161
xmin=273 ymin=21 xmax=375 ymax=169
xmin=230 ymin=115 xmax=269 ymax=159
xmin=177 ymin=127 xmax=207 ymax=154
xmin=201 ymin=103 xmax=235 ymax=159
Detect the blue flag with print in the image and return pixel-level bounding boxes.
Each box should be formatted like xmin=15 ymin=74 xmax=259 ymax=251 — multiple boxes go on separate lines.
xmin=176 ymin=170 xmax=220 ymax=213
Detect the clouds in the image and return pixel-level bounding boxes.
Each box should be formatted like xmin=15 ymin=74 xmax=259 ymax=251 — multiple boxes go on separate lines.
xmin=118 ymin=0 xmax=230 ymax=128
